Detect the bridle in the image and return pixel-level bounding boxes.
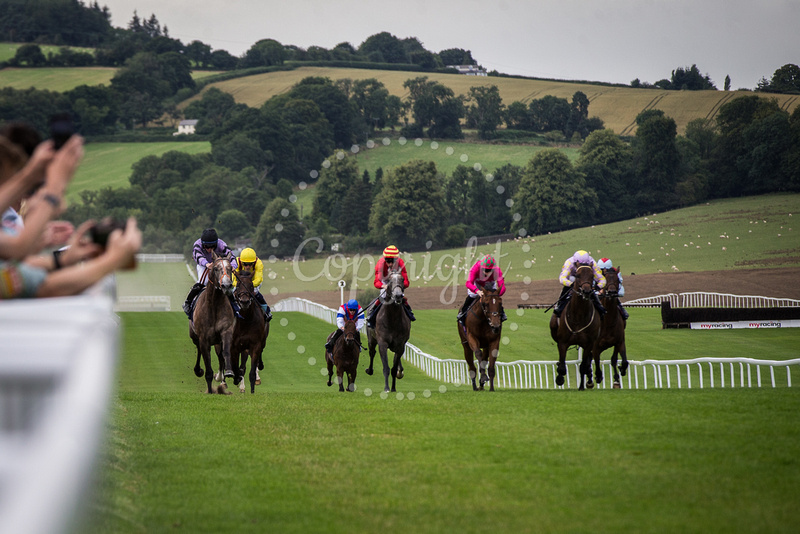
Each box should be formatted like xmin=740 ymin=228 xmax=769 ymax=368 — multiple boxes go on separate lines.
xmin=564 ymin=264 xmax=596 ymax=333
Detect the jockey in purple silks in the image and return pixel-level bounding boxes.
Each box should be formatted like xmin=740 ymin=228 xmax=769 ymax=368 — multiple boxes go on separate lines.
xmin=553 ymin=250 xmax=606 ymax=318
xmin=182 ymin=228 xmax=239 ymax=318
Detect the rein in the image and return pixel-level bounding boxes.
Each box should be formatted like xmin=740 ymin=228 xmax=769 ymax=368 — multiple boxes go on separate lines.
xmin=564 ymin=264 xmax=596 ymax=333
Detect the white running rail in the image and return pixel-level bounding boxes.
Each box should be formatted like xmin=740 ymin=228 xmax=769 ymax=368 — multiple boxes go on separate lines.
xmin=625 ymin=292 xmax=800 ymax=308
xmin=275 ymin=297 xmax=800 ymax=390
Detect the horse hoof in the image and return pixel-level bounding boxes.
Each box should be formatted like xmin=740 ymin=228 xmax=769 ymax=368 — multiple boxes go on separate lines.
xmin=255 ymin=379 xmax=261 ymax=385
xmin=365 ymin=368 xmax=373 ymax=376
xmin=587 ymin=381 xmax=595 ymax=389
xmin=613 ymin=382 xmax=621 ymax=389
xmin=224 ymin=370 xmax=234 ymax=378
xmin=555 ymin=375 xmax=565 ymax=386
xmin=396 ymin=370 xmax=404 ymax=379
xmin=193 ymin=367 xmax=203 ymax=378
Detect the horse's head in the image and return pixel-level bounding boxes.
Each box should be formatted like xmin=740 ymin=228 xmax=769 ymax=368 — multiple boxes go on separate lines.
xmin=384 ymin=270 xmax=405 ymax=305
xmin=602 ymin=267 xmax=620 ymax=297
xmin=210 ymin=256 xmax=233 ymax=295
xmin=234 ymin=269 xmax=255 ymax=311
xmin=342 ymin=319 xmax=357 ymax=345
xmin=480 ymin=283 xmax=503 ymax=334
xmin=573 ymin=263 xmax=595 ymax=300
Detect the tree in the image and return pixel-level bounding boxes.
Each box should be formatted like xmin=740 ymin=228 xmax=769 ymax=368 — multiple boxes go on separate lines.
xmin=565 ymin=91 xmax=590 ymax=139
xmin=211 ymin=132 xmax=266 ymax=172
xmin=288 ymin=77 xmax=357 ymax=147
xmin=312 ymin=154 xmax=359 ymax=230
xmin=762 ymin=64 xmax=800 ymax=94
xmin=241 ymin=39 xmax=286 ymax=68
xmin=184 ymin=87 xmax=239 ymax=133
xmin=631 ymin=110 xmax=681 ymax=210
xmin=185 ymin=40 xmax=212 ymax=68
xmin=254 ymin=198 xmax=305 ymax=258
xmin=512 ymin=150 xmax=598 ymax=235
xmin=403 ymin=76 xmax=464 ymax=139
xmin=215 ymin=209 xmax=252 ymax=240
xmin=529 ymin=95 xmax=570 ymax=133
xmin=13 ymin=44 xmax=46 ymax=66
xmin=351 ymin=78 xmax=392 ymax=130
xmin=576 ymin=129 xmax=634 ymax=221
xmin=724 ymin=75 xmax=731 ymax=91
xmin=505 ymin=101 xmax=531 ymax=130
xmin=439 ymin=48 xmax=475 ymax=66
xmin=359 ymin=32 xmax=408 ymax=63
xmin=369 ymin=160 xmax=446 ymax=249
xmin=670 ymin=64 xmax=716 ymax=90
xmin=465 ymin=85 xmax=505 ymax=140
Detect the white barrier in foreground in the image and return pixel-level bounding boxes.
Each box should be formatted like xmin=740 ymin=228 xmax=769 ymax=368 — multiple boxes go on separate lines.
xmin=625 ymin=292 xmax=800 ymax=308
xmin=275 ymin=297 xmax=800 ymax=390
xmin=0 ymin=285 xmax=119 ymax=534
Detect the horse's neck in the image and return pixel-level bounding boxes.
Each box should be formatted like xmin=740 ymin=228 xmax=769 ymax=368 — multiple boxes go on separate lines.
xmin=568 ymin=288 xmax=594 ymax=318
xmin=602 ymin=295 xmax=619 ymax=324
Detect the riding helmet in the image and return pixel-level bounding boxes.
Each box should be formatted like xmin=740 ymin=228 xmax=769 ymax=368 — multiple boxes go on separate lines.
xmin=201 ymin=228 xmax=218 ymax=247
xmin=347 ymin=299 xmax=359 ymax=310
xmin=481 ymin=255 xmax=496 ymax=268
xmin=383 ymin=245 xmax=399 ymax=258
xmin=572 ymin=250 xmax=591 ymax=263
xmin=597 ymin=258 xmax=613 ymax=269
xmin=241 ymin=247 xmax=257 ymax=263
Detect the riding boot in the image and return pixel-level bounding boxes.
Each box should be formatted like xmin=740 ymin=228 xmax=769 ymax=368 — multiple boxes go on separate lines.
xmin=591 ymin=291 xmax=607 ymax=317
xmin=618 ymin=301 xmax=629 ymax=320
xmin=228 ymin=294 xmax=244 ymax=319
xmin=403 ymin=297 xmax=416 ymax=321
xmin=325 ymin=329 xmax=343 ymax=354
xmin=500 ymin=305 xmax=508 ymax=322
xmin=367 ymin=301 xmax=381 ymax=328
xmin=457 ymin=295 xmax=477 ymax=325
xmin=256 ymin=292 xmax=272 ymax=321
xmin=552 ymin=285 xmax=571 ymax=317
xmin=183 ymin=282 xmax=205 ymax=317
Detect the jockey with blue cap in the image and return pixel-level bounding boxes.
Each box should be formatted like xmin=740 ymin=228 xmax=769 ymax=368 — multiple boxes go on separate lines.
xmin=553 ymin=250 xmax=606 ymax=318
xmin=597 ymin=257 xmax=629 ymax=320
xmin=325 ymin=298 xmax=365 ymax=354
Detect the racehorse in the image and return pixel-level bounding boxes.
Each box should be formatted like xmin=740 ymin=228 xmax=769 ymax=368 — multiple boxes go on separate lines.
xmin=190 ymin=254 xmax=236 ymax=394
xmin=595 ymin=266 xmax=628 ymax=388
xmin=366 ymin=270 xmax=411 ymax=393
xmin=326 ymin=319 xmax=360 ymax=392
xmin=231 ymin=269 xmax=268 ymax=394
xmin=549 ymin=262 xmax=602 ymax=390
xmin=457 ymin=282 xmax=503 ymax=391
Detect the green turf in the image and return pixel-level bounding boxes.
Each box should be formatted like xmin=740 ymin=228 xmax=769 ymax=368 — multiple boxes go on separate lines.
xmin=80 ymin=310 xmax=800 ymax=533
xmin=68 ymin=141 xmax=211 ymax=202
xmin=0 ymin=66 xmax=115 ymax=91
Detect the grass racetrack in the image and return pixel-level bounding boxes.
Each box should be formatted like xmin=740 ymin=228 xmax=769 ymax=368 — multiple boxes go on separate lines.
xmin=81 ymin=305 xmax=800 ymax=533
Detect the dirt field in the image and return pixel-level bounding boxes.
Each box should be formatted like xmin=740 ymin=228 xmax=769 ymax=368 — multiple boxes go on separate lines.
xmin=280 ymin=267 xmax=800 ymax=310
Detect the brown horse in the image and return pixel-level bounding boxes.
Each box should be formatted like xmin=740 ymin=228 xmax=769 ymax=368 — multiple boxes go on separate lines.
xmin=190 ymin=254 xmax=236 ymax=394
xmin=457 ymin=282 xmax=503 ymax=391
xmin=326 ymin=319 xmax=360 ymax=392
xmin=231 ymin=269 xmax=268 ymax=394
xmin=549 ymin=263 xmax=602 ymax=390
xmin=366 ymin=270 xmax=411 ymax=393
xmin=595 ymin=267 xmax=628 ymax=388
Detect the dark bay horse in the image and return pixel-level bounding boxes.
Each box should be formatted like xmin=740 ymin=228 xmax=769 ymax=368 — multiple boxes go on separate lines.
xmin=595 ymin=267 xmax=628 ymax=388
xmin=457 ymin=282 xmax=503 ymax=391
xmin=549 ymin=262 xmax=602 ymax=390
xmin=190 ymin=255 xmax=236 ymax=394
xmin=231 ymin=269 xmax=268 ymax=394
xmin=326 ymin=319 xmax=360 ymax=392
xmin=366 ymin=270 xmax=411 ymax=392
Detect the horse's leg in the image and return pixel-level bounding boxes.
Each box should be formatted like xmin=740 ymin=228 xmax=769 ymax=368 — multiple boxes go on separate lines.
xmin=477 ymin=348 xmax=488 ymax=390
xmin=463 ymin=342 xmax=478 ymax=391
xmin=579 ymin=345 xmax=593 ymax=391
xmin=390 ymin=350 xmax=403 ymax=392
xmin=237 ymin=350 xmax=246 ymax=393
xmin=193 ymin=344 xmax=204 ymax=377
xmin=379 ymin=343 xmax=391 ymax=393
xmin=594 ymin=347 xmax=603 ymax=387
xmin=611 ymin=347 xmax=621 ymax=388
xmin=201 ymin=345 xmax=214 ymax=394
xmin=337 ymin=365 xmax=345 ymax=392
xmin=249 ymin=348 xmax=260 ymax=394
xmin=347 ymin=367 xmax=357 ymax=392
xmin=488 ymin=345 xmax=498 ymax=392
xmin=618 ymin=339 xmax=629 ymax=377
xmin=214 ymin=343 xmax=224 ymax=383
xmin=365 ymin=332 xmax=376 ymax=376
xmin=326 ymin=352 xmax=334 ymax=387
xmin=555 ymin=344 xmax=568 ymax=387
xmin=221 ymin=330 xmax=235 ymax=378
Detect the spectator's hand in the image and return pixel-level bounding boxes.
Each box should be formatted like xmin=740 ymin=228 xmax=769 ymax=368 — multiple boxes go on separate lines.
xmin=41 ymin=220 xmax=75 ymax=248
xmin=59 ymin=220 xmax=103 ymax=267
xmin=21 ymin=139 xmax=56 ymax=192
xmin=104 ymin=217 xmax=141 ymax=270
xmin=40 ymin=135 xmax=83 ymax=199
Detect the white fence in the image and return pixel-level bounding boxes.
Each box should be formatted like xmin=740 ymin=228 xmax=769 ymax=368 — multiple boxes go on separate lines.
xmin=625 ymin=292 xmax=800 ymax=308
xmin=0 ymin=279 xmax=119 ymax=534
xmin=136 ymin=253 xmax=185 ymax=263
xmin=115 ymin=295 xmax=171 ymax=312
xmin=275 ymin=297 xmax=800 ymax=390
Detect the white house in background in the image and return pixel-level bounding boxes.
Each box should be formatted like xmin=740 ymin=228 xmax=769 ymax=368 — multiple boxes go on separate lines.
xmin=173 ymin=119 xmax=198 ymax=136
xmin=446 ymin=64 xmax=488 ymax=76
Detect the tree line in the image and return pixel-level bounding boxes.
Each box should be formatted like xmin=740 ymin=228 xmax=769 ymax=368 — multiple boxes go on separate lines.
xmin=51 ymin=73 xmax=800 ymax=257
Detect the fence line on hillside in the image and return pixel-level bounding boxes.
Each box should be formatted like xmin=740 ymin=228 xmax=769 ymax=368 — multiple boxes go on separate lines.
xmin=275 ymin=297 xmax=799 ymax=390
xmin=625 ymin=292 xmax=800 ymax=308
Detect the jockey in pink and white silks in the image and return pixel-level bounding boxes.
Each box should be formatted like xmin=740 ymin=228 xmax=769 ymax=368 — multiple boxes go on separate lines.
xmin=553 ymin=250 xmax=607 ymax=318
xmin=457 ymin=254 xmax=508 ymax=325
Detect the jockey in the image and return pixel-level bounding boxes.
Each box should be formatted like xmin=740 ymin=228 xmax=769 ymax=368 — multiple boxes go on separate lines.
xmin=366 ymin=245 xmax=415 ymax=328
xmin=182 ymin=228 xmax=238 ymax=317
xmin=553 ymin=250 xmax=606 ymax=317
xmin=457 ymin=254 xmax=508 ymax=325
xmin=596 ymin=257 xmax=629 ymax=320
xmin=234 ymin=247 xmax=272 ymax=322
xmin=325 ymin=298 xmax=364 ymax=354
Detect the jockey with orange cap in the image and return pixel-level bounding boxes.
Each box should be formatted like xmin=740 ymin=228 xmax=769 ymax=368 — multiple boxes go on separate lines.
xmin=553 ymin=250 xmax=606 ymax=318
xmin=457 ymin=254 xmax=507 ymax=325
xmin=234 ymin=247 xmax=271 ymax=321
xmin=596 ymin=257 xmax=629 ymax=320
xmin=366 ymin=245 xmax=415 ymax=328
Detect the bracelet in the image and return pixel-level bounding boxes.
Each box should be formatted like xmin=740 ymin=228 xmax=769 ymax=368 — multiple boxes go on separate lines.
xmin=53 ymin=249 xmax=63 ymax=270
xmin=42 ymin=193 xmax=61 ymax=209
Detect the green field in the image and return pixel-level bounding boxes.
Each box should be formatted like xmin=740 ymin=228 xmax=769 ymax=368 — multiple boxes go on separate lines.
xmin=0 ymin=42 xmax=95 ymax=62
xmin=0 ymin=66 xmax=116 ymax=91
xmin=80 ymin=310 xmax=800 ymax=533
xmin=68 ymin=141 xmax=211 ymax=202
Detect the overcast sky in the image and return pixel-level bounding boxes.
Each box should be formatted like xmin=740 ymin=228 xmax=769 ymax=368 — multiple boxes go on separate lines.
xmin=99 ymin=0 xmax=798 ymax=90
